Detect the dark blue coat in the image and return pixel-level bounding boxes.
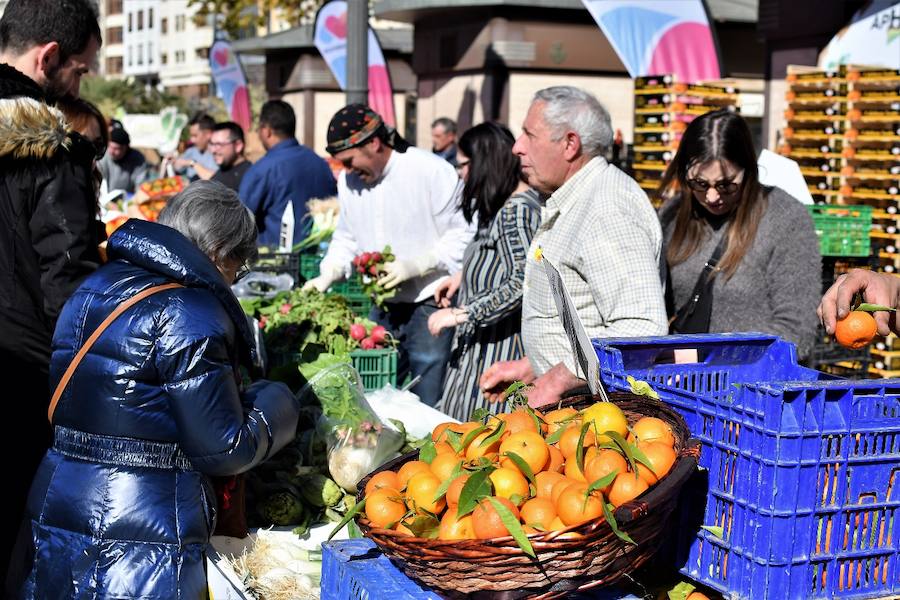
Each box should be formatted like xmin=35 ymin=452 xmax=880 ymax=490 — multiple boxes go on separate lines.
xmin=237 ymin=138 xmax=337 ymax=247
xmin=19 ymin=219 xmax=300 ymax=599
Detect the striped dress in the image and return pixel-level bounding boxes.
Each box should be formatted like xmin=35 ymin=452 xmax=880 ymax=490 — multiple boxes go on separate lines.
xmin=438 ymin=190 xmax=541 ymax=421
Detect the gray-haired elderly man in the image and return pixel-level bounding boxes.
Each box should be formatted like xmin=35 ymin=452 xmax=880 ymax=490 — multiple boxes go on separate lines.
xmin=480 ymin=86 xmax=668 ymax=406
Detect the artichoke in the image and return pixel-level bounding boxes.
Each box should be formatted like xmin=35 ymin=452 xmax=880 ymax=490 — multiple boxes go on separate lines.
xmin=299 ymin=473 xmax=344 ymax=508
xmin=258 ymin=491 xmax=305 ymax=526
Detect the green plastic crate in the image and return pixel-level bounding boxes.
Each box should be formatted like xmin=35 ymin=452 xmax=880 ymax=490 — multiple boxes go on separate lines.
xmin=807 ymin=204 xmax=872 ymax=257
xmin=350 ymin=349 xmax=398 ymax=391
xmin=331 ymin=278 xmax=373 ymax=317
xmin=299 ymin=253 xmax=323 ymax=281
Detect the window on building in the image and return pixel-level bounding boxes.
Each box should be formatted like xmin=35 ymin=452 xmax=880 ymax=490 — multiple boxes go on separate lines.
xmin=175 ymin=15 xmax=186 ymax=32
xmin=107 ymin=0 xmax=122 ymax=15
xmin=161 ymin=53 xmax=168 ymax=65
xmin=196 ymin=47 xmax=209 ymax=60
xmin=161 ymin=18 xmax=167 ymax=34
xmin=106 ymin=26 xmax=123 ymax=44
xmin=127 ymin=12 xmax=132 ymax=32
xmin=148 ymin=42 xmax=153 ymax=65
xmin=106 ymin=56 xmax=123 ymax=75
xmin=175 ymin=50 xmax=185 ymax=63
xmin=137 ymin=44 xmax=143 ymax=65
xmin=127 ymin=47 xmax=132 ymax=66
xmin=137 ymin=10 xmax=143 ymax=30
xmin=148 ymin=8 xmax=154 ymax=29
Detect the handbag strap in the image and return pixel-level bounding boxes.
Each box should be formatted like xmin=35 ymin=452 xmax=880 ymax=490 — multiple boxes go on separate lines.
xmin=675 ymin=230 xmax=729 ymax=319
xmin=48 ymin=282 xmax=184 ymax=423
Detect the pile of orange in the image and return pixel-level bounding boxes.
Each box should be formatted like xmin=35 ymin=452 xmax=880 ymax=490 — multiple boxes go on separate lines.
xmin=361 ymin=401 xmax=679 ymax=541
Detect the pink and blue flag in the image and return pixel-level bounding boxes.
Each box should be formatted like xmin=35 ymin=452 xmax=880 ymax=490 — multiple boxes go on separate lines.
xmin=209 ymin=40 xmax=252 ymax=131
xmin=314 ymin=0 xmax=396 ymax=127
xmin=582 ymin=0 xmax=721 ymax=82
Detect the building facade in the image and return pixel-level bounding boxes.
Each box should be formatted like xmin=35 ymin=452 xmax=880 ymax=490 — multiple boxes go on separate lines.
xmin=158 ymin=0 xmax=214 ymax=97
xmin=99 ymin=0 xmax=125 ymax=78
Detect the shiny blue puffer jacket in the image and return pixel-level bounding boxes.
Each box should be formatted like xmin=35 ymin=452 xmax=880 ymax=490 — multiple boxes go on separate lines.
xmin=18 ymin=220 xmax=300 ymax=599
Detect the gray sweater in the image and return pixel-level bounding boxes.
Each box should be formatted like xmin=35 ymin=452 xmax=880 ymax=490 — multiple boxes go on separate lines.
xmin=660 ymin=187 xmax=822 ymax=359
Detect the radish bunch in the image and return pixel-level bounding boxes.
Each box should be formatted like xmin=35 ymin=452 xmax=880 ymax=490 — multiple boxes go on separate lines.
xmin=349 ymin=321 xmax=389 ymax=350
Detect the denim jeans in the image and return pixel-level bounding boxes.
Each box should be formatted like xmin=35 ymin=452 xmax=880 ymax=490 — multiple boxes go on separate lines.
xmin=371 ymin=300 xmax=453 ymax=407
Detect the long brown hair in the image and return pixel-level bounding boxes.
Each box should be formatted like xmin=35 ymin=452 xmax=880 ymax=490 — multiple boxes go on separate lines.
xmin=659 ymin=109 xmax=766 ymax=279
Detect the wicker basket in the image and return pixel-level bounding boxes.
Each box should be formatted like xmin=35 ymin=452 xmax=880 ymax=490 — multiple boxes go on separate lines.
xmin=354 ymin=392 xmax=701 ymax=598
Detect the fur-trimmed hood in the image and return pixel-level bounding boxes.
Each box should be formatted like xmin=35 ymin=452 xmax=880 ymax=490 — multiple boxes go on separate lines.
xmin=0 ymin=95 xmax=68 ymax=160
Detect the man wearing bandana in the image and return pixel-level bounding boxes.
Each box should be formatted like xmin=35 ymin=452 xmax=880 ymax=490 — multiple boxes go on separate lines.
xmin=305 ymin=105 xmax=475 ymax=407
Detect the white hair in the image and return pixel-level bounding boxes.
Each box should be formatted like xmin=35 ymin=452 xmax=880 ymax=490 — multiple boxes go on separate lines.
xmin=533 ymin=86 xmax=613 ymax=158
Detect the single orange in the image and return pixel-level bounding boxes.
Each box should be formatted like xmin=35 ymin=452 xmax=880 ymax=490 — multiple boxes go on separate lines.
xmin=563 ymin=446 xmax=600 ymax=482
xmin=406 ymin=471 xmax=446 ymax=515
xmin=520 ymin=497 xmax=558 ymax=529
xmin=545 ymin=445 xmax=565 ymax=473
xmin=581 ymin=402 xmax=628 ymax=443
xmin=430 ymin=452 xmax=463 ymax=482
xmin=584 ymin=449 xmax=628 ymax=494
xmin=393 ymin=519 xmax=416 ymax=536
xmin=499 ymin=430 xmax=550 ymax=474
xmin=489 ymin=467 xmax=530 ymax=503
xmin=397 ymin=460 xmax=432 ymax=490
xmin=559 ymin=426 xmax=596 ymax=460
xmin=465 ymin=429 xmax=502 ymax=460
xmin=364 ymin=470 xmax=402 ymax=498
xmin=627 ymin=417 xmax=675 ymax=447
xmin=543 ymin=407 xmax=579 ymax=435
xmin=472 ymin=496 xmax=520 ymax=539
xmin=550 ymin=477 xmax=580 ymax=505
xmin=499 ymin=409 xmax=542 ymax=436
xmin=635 ymin=441 xmax=677 ymax=485
xmin=433 ymin=441 xmax=458 ymax=456
xmin=438 ymin=508 xmax=475 ymax=540
xmin=608 ymin=473 xmax=650 ymax=508
xmin=834 ymin=311 xmax=877 ymax=349
xmin=535 ymin=471 xmax=568 ymax=499
xmin=686 ymin=593 xmax=711 ymax=600
xmin=365 ymin=487 xmax=407 ymax=528
xmin=556 ymin=483 xmax=604 ymax=526
xmin=445 ymin=473 xmax=470 ymax=508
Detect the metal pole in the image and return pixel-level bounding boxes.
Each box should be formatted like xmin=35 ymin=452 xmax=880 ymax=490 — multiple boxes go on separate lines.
xmin=346 ymin=0 xmax=368 ymax=105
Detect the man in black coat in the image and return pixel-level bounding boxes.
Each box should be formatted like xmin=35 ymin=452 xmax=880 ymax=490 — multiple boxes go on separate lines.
xmin=0 ymin=0 xmax=102 ymax=583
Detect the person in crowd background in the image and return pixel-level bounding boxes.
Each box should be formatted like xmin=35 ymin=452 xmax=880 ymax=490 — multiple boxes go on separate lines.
xmin=0 ymin=0 xmax=103 ymax=584
xmin=480 ymin=86 xmax=668 ymax=407
xmin=658 ymin=109 xmax=820 ymax=358
xmin=432 ymin=116 xmax=458 ymax=167
xmin=210 ymin=120 xmax=252 ymax=192
xmin=428 ymin=122 xmax=541 ymax=421
xmin=57 ymin=96 xmax=109 ymax=202
xmin=99 ymin=123 xmax=149 ymax=194
xmin=306 ymin=104 xmax=474 ymax=407
xmin=819 ymin=269 xmax=900 ymax=336
xmin=12 ymin=182 xmax=300 ymax=599
xmin=168 ymin=112 xmax=217 ymax=180
xmin=239 ymin=100 xmax=337 ymax=247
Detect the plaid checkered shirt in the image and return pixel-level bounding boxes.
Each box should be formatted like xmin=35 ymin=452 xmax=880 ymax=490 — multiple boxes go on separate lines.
xmin=522 ymin=157 xmax=668 ymax=376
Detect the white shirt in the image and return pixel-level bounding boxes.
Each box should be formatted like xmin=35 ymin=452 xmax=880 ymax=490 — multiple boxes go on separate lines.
xmin=522 ymin=157 xmax=668 ymax=375
xmin=321 ymin=146 xmax=475 ymax=303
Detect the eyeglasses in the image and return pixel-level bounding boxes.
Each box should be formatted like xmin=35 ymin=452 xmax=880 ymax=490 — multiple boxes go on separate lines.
xmin=455 ymin=160 xmax=470 ymax=171
xmin=234 ymin=261 xmax=252 ymax=283
xmin=687 ymin=178 xmax=741 ymax=196
xmin=208 ymin=139 xmax=237 ymax=148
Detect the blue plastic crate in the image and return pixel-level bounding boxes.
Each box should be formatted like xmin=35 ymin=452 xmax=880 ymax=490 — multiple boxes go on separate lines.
xmin=593 ymin=333 xmax=900 ymax=600
xmin=321 ymin=539 xmax=645 ymax=599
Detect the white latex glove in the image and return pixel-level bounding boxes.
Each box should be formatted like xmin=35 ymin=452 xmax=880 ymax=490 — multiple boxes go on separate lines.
xmin=377 ymin=253 xmax=438 ymax=290
xmin=302 ymin=264 xmax=343 ymax=292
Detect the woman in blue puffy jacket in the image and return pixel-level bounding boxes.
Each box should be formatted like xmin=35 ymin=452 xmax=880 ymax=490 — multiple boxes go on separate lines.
xmin=13 ymin=181 xmax=301 ymax=599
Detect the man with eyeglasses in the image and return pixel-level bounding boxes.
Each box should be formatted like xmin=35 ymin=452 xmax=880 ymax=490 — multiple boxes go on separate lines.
xmin=210 ymin=121 xmax=252 ymax=192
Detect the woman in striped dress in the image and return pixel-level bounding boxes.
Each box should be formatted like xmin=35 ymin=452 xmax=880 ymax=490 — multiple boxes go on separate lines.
xmin=427 ymin=122 xmax=541 ymax=421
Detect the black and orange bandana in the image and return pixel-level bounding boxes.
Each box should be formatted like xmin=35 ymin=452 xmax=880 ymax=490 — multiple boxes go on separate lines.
xmin=325 ymin=103 xmax=410 ymax=155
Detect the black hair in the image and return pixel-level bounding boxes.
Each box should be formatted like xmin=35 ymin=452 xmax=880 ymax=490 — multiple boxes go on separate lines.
xmin=0 ymin=0 xmax=101 ymax=63
xmin=213 ymin=121 xmax=244 ymax=144
xmin=189 ymin=113 xmax=216 ymax=131
xmin=458 ymin=122 xmax=521 ymax=229
xmin=259 ymin=100 xmax=296 ymax=138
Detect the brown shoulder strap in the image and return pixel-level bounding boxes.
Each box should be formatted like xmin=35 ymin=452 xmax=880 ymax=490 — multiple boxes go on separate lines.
xmin=48 ymin=282 xmax=184 ymax=423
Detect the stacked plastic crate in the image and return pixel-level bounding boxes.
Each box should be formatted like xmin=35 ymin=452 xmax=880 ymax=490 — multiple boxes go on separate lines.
xmin=632 ymin=75 xmax=739 ymax=205
xmin=782 ymin=65 xmax=900 ymax=376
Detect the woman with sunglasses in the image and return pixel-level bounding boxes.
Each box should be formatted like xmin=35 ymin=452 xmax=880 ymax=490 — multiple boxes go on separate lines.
xmin=658 ymin=109 xmax=821 ymax=358
xmin=13 ymin=181 xmax=300 ymax=598
xmin=427 ymin=122 xmax=541 ymax=421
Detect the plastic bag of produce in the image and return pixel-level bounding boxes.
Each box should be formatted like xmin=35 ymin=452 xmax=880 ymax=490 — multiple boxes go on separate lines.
xmin=300 ymin=356 xmax=403 ymax=492
xmin=232 ymin=272 xmax=295 ymax=299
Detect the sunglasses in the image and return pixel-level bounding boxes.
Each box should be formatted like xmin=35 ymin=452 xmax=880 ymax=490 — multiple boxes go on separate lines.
xmin=687 ymin=178 xmax=740 ymax=196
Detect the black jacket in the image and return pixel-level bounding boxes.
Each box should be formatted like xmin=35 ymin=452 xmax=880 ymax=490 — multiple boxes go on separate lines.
xmin=0 ymin=65 xmax=102 ymax=372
